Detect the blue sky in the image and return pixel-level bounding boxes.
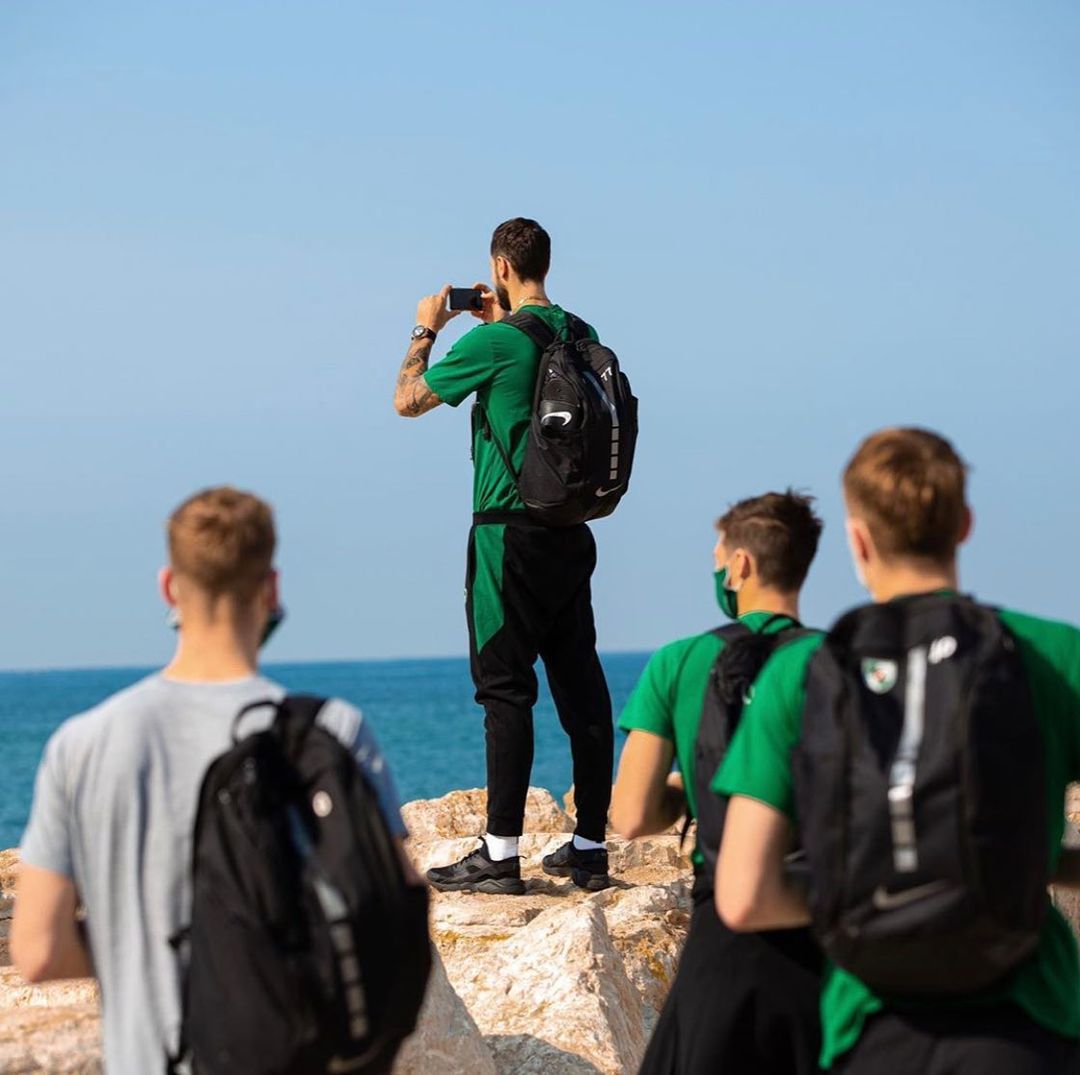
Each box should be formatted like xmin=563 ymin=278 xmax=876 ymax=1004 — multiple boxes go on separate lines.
xmin=2 ymin=2 xmax=1078 ymax=671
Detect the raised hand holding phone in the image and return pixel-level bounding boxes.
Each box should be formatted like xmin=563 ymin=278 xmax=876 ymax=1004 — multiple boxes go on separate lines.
xmin=469 ymin=282 xmax=505 ymax=324
xmin=415 ymin=285 xmax=462 ymax=333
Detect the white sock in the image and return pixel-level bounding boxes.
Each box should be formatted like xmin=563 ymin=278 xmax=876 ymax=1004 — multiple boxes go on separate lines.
xmin=573 ymin=834 xmax=606 ymax=852
xmin=484 ymin=833 xmax=519 ymax=861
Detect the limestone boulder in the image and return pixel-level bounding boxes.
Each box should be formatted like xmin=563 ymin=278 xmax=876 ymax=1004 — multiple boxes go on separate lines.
xmin=0 ymin=969 xmax=98 ymax=1011
xmin=393 ymin=953 xmax=497 ymax=1075
xmin=0 ymin=853 xmax=18 ymax=899
xmin=446 ymin=901 xmax=647 ymax=1075
xmin=0 ymin=968 xmax=101 ymax=1073
xmin=592 ymin=884 xmax=690 ymax=1030
xmin=0 ymin=901 xmax=12 ymax=969
xmin=403 ymin=788 xmax=571 ymax=842
xmin=0 ymin=1006 xmax=101 ymax=1073
xmin=0 ymin=852 xmax=17 ymax=967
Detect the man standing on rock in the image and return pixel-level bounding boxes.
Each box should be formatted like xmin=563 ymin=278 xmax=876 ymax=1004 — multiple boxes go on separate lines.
xmin=612 ymin=490 xmax=825 ymax=1075
xmin=715 ymin=428 xmax=1080 ymax=1074
xmin=11 ymin=487 xmax=413 ymax=1073
xmin=394 ymin=218 xmax=614 ymax=894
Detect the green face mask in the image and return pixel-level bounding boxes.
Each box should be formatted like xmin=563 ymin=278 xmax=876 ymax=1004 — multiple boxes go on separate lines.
xmin=714 ymin=568 xmax=740 ymax=620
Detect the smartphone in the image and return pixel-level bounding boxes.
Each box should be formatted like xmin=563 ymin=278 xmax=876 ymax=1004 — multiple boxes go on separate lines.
xmin=448 ymin=287 xmax=483 ymax=311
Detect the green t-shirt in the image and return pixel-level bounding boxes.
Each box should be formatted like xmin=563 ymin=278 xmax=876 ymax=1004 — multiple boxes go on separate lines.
xmin=423 ymin=305 xmax=597 ymax=514
xmin=618 ymin=611 xmax=806 ymax=866
xmin=713 ymin=603 xmax=1080 ymax=1069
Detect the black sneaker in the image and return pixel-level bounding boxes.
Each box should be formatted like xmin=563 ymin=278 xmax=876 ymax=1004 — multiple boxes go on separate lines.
xmin=542 ymin=840 xmax=611 ymax=891
xmin=426 ymin=840 xmax=526 ymax=895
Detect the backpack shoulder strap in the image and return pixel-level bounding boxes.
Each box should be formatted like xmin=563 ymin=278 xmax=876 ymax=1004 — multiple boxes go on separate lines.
xmin=562 ymin=311 xmax=591 ymax=342
xmin=274 ymin=694 xmax=329 ymax=758
xmin=503 ymin=310 xmax=558 ymax=349
xmin=473 ymin=400 xmax=521 ymax=487
xmin=230 ymin=693 xmax=328 ymax=754
xmin=710 ymin=622 xmax=753 ymax=644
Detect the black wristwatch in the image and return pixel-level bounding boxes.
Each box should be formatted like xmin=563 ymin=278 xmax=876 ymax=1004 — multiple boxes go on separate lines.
xmin=411 ymin=325 xmax=437 ymax=343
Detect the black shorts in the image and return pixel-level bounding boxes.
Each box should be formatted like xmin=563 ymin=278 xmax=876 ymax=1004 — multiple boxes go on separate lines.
xmin=639 ymin=871 xmax=823 ymax=1075
xmin=833 ymin=1006 xmax=1080 ymax=1075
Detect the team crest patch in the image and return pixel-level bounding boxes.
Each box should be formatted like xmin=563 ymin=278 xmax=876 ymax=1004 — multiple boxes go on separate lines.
xmin=862 ymin=658 xmax=898 ymax=695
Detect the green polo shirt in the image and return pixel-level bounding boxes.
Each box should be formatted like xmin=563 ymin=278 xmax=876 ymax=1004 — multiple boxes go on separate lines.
xmin=423 ymin=306 xmax=598 ymax=515
xmin=713 ymin=602 xmax=1080 ymax=1069
xmin=618 ymin=611 xmax=809 ymax=866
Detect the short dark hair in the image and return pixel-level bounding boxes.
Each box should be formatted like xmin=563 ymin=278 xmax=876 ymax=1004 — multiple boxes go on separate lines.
xmin=844 ymin=427 xmax=968 ymax=562
xmin=716 ymin=490 xmax=823 ymax=592
xmin=490 ymin=217 xmax=551 ymax=282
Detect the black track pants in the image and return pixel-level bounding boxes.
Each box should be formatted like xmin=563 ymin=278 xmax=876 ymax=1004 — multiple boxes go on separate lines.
xmin=466 ymin=516 xmax=613 ymax=841
xmin=833 ymin=1007 xmax=1080 ymax=1074
xmin=639 ymin=871 xmax=823 ymax=1075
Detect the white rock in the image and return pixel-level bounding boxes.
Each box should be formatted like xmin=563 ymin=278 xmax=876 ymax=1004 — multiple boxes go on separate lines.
xmin=591 ymin=885 xmax=690 ymax=1030
xmin=0 ymin=969 xmax=99 ymax=1011
xmin=0 ymin=969 xmax=101 ymax=1074
xmin=0 ymin=1006 xmax=102 ymax=1073
xmin=393 ymin=953 xmax=497 ymax=1075
xmin=403 ymin=788 xmax=571 ymax=841
xmin=445 ymin=900 xmax=647 ymax=1075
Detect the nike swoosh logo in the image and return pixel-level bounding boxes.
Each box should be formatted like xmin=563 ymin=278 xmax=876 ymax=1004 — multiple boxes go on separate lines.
xmin=595 ymin=485 xmax=620 ymax=497
xmin=872 ymin=879 xmax=950 ymax=911
xmin=543 ymin=411 xmax=574 ymax=426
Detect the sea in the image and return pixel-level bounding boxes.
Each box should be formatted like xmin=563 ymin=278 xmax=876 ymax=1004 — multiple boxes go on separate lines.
xmin=0 ymin=653 xmax=650 ymax=851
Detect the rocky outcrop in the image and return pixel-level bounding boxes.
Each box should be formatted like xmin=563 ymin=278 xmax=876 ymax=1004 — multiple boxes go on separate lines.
xmin=450 ymin=900 xmax=647 ymax=1074
xmin=0 ymin=788 xmax=693 ymax=1074
xmin=407 ymin=789 xmax=692 ymax=1073
xmin=393 ymin=954 xmax=498 ymax=1075
xmin=403 ymin=786 xmax=573 ymax=842
xmin=0 ymin=969 xmax=100 ymax=1073
xmin=3 ymin=783 xmax=1076 ymax=1074
xmin=0 ymin=852 xmax=17 ymax=969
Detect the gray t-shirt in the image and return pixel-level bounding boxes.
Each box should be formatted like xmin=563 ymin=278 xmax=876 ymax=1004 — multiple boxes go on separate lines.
xmin=20 ymin=673 xmax=407 ymax=1074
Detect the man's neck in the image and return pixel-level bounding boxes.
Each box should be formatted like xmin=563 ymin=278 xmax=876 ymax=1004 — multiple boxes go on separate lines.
xmin=164 ymin=628 xmax=259 ymax=683
xmin=739 ymin=589 xmax=800 ymax=621
xmin=508 ymin=279 xmax=550 ymax=311
xmin=870 ymin=562 xmax=958 ymax=603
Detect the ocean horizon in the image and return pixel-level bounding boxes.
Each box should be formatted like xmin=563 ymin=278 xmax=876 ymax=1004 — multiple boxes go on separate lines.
xmin=0 ymin=652 xmax=651 ymax=851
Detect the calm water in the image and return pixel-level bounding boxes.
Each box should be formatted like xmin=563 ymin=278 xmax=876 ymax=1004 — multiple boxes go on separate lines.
xmin=0 ymin=654 xmax=649 ymax=850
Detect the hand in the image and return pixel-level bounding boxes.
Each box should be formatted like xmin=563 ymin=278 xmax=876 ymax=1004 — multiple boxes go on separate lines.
xmin=470 ymin=282 xmax=506 ymax=324
xmin=666 ymin=771 xmax=685 ymax=793
xmin=415 ymin=285 xmax=462 ymax=334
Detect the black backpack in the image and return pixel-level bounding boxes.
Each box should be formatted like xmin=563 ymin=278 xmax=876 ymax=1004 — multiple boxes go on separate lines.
xmin=694 ymin=617 xmax=811 ymax=877
xmin=793 ymin=594 xmax=1048 ymax=996
xmin=169 ymin=695 xmax=431 ymax=1075
xmin=475 ymin=311 xmax=638 ymax=527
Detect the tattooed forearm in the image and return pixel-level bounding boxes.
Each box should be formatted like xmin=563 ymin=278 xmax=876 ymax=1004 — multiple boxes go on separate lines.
xmin=393 ymin=339 xmax=443 ymax=417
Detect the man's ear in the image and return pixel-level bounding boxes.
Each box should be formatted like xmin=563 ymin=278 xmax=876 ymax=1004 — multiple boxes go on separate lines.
xmin=159 ymin=567 xmax=177 ymax=608
xmin=493 ymin=254 xmax=513 ymax=285
xmin=731 ymin=547 xmax=753 ymax=585
xmin=957 ymin=505 xmax=973 ymax=546
xmin=845 ymin=517 xmax=874 ymax=568
xmin=266 ymin=570 xmax=280 ymax=611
